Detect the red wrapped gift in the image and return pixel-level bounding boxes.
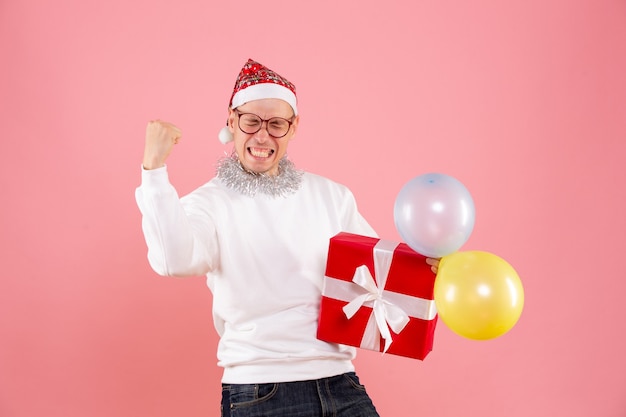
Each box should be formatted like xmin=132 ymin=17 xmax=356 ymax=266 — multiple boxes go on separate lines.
xmin=317 ymin=232 xmax=438 ymax=360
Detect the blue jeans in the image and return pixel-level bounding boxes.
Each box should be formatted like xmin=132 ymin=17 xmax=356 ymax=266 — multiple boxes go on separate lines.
xmin=221 ymin=372 xmax=380 ymax=417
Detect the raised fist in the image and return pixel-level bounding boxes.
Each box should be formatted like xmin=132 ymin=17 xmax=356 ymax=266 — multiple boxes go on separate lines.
xmin=142 ymin=120 xmax=182 ymax=170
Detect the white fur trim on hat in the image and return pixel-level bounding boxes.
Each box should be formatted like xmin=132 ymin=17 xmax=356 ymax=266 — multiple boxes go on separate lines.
xmin=218 ymin=125 xmax=233 ymax=144
xmin=231 ymin=83 xmax=298 ymax=115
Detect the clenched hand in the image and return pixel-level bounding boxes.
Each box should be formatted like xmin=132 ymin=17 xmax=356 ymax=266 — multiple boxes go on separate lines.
xmin=142 ymin=120 xmax=182 ymax=170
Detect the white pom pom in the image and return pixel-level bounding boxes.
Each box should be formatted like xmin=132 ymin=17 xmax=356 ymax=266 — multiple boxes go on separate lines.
xmin=218 ymin=126 xmax=233 ymax=144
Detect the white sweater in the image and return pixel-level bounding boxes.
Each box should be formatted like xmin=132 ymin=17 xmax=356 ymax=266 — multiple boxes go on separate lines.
xmin=135 ymin=165 xmax=377 ymax=383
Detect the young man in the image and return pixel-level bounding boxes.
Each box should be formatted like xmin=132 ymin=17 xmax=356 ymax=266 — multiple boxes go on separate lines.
xmin=136 ymin=59 xmax=381 ymax=416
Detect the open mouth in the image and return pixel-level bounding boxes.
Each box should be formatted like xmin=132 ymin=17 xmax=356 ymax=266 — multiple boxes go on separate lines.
xmin=248 ymin=147 xmax=275 ymax=158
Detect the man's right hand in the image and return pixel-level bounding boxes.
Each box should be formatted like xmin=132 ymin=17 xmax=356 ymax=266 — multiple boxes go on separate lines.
xmin=142 ymin=120 xmax=182 ymax=170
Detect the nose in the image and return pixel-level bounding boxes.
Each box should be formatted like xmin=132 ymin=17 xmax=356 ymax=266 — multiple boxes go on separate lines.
xmin=254 ymin=121 xmax=271 ymax=142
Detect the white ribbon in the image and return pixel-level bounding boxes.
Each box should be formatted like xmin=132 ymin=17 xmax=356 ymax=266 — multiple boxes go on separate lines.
xmin=341 ymin=240 xmax=410 ymax=353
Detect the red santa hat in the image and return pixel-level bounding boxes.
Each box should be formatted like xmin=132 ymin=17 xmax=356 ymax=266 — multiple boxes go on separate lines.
xmin=218 ymin=59 xmax=298 ymax=144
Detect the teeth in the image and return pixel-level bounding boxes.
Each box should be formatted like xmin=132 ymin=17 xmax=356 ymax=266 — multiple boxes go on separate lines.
xmin=249 ymin=148 xmax=274 ymax=158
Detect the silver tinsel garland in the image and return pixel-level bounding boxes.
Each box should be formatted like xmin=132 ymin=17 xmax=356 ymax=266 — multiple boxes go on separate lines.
xmin=216 ymin=153 xmax=304 ymax=198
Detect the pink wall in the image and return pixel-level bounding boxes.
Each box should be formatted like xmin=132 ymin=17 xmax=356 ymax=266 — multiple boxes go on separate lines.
xmin=1 ymin=0 xmax=625 ymax=416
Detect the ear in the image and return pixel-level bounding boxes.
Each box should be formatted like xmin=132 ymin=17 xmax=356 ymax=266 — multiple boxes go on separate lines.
xmin=289 ymin=115 xmax=300 ymax=140
xmin=227 ymin=108 xmax=236 ymax=133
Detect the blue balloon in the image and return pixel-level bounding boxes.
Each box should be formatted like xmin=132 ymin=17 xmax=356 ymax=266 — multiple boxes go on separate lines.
xmin=394 ymin=173 xmax=475 ymax=258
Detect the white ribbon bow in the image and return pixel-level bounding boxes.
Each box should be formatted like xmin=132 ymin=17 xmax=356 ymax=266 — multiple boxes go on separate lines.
xmin=342 ymin=240 xmax=410 ymax=353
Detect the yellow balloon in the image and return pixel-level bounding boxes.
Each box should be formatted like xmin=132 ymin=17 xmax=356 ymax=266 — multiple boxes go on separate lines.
xmin=434 ymin=251 xmax=524 ymax=340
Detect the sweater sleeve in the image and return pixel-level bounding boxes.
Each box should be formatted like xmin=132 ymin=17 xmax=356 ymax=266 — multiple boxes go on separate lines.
xmin=135 ymin=166 xmax=219 ymax=277
xmin=340 ymin=185 xmax=378 ymax=238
